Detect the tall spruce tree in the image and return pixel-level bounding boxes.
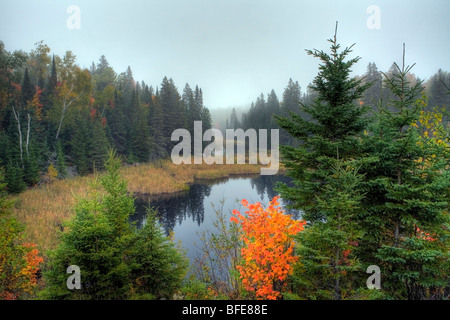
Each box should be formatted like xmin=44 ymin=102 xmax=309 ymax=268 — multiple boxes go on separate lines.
xmin=148 ymin=90 xmax=166 ymax=160
xmin=106 ymin=90 xmax=128 ymax=155
xmin=71 ymin=112 xmax=91 ymax=175
xmin=275 ymin=23 xmax=370 ymax=222
xmin=130 ymin=105 xmax=151 ymax=163
xmin=89 ymin=115 xmax=110 ymax=172
xmin=21 ymin=68 xmax=34 ymax=106
xmin=279 ymin=79 xmax=302 ymax=145
xmin=41 ymin=150 xmax=188 ymax=299
xmin=358 ymin=46 xmax=450 ymax=300
xmin=362 ymin=62 xmax=383 ymax=110
xmin=160 ymin=77 xmax=184 ymax=154
xmin=275 ymin=24 xmax=372 ymax=299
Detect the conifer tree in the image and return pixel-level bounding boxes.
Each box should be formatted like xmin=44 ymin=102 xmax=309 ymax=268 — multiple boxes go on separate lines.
xmin=130 ymin=106 xmax=150 ymax=163
xmin=106 ymin=90 xmax=128 ymax=155
xmin=42 ymin=55 xmax=58 ymax=146
xmin=41 ymin=150 xmax=188 ymax=299
xmin=275 ymin=24 xmax=371 ymax=299
xmin=21 ymin=68 xmax=34 ymax=106
xmin=22 ymin=145 xmax=40 ymax=185
xmin=5 ymin=161 xmax=26 ymax=194
xmin=279 ymin=79 xmax=302 ymax=145
xmin=362 ymin=62 xmax=383 ymax=109
xmin=182 ymin=83 xmax=195 ymax=134
xmin=267 ymin=89 xmax=280 ymax=128
xmin=292 ymin=161 xmax=366 ymax=299
xmin=55 ymin=140 xmax=67 ymax=179
xmin=89 ymin=116 xmax=109 ymax=172
xmin=229 ymin=108 xmax=240 ymax=129
xmin=71 ymin=113 xmax=91 ymax=175
xmin=130 ymin=207 xmax=188 ymax=299
xmin=148 ymin=91 xmax=166 ymax=160
xmin=275 ymin=23 xmax=370 ymax=222
xmin=160 ymin=77 xmax=184 ymax=153
xmin=358 ymin=46 xmax=450 ymax=300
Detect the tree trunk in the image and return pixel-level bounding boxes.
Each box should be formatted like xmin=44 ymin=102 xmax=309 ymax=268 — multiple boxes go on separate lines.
xmin=26 ymin=113 xmax=31 ymax=158
xmin=55 ymin=89 xmax=83 ymax=141
xmin=12 ymin=105 xmax=23 ymax=166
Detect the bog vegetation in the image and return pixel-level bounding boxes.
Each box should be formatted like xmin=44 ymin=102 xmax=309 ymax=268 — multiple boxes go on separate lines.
xmin=0 ymin=27 xmax=449 ymax=300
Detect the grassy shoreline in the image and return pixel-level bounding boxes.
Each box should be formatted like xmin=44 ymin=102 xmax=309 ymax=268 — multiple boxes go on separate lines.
xmin=13 ymin=160 xmax=271 ymax=255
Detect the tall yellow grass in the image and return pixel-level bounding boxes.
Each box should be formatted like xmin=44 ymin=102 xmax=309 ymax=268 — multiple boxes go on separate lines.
xmin=12 ymin=160 xmax=267 ymax=256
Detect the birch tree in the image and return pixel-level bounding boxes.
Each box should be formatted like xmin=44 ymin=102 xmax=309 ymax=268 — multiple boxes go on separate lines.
xmin=54 ymin=51 xmax=91 ymax=142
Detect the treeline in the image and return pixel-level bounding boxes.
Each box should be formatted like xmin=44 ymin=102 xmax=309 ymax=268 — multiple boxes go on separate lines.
xmin=226 ymin=63 xmax=450 ymax=146
xmin=0 ymin=41 xmax=212 ymax=193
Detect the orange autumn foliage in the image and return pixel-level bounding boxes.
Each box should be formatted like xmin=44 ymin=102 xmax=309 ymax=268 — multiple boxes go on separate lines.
xmin=231 ymin=196 xmax=306 ymax=300
xmin=19 ymin=243 xmax=44 ymax=293
xmin=0 ymin=241 xmax=43 ymax=300
xmin=415 ymin=225 xmax=437 ymax=242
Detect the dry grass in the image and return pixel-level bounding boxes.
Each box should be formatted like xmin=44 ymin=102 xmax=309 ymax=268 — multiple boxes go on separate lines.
xmin=12 ymin=175 xmax=93 ymax=256
xmin=12 ymin=159 xmax=267 ymax=256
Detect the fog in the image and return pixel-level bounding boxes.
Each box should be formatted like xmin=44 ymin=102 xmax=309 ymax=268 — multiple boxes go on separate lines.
xmin=1 ymin=0 xmax=449 ymax=109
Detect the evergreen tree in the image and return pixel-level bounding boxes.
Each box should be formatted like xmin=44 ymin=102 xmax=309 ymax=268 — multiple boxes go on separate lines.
xmin=275 ymin=25 xmax=371 ymax=299
xmin=362 ymin=62 xmax=383 ymax=110
xmin=41 ymin=150 xmax=188 ymax=299
xmin=5 ymin=161 xmax=26 ymax=194
xmin=130 ymin=207 xmax=189 ymax=299
xmin=160 ymin=77 xmax=184 ymax=154
xmin=201 ymin=107 xmax=212 ymax=131
xmin=275 ymin=23 xmax=370 ymax=222
xmin=92 ymin=55 xmax=116 ymax=92
xmin=428 ymin=69 xmax=450 ymax=113
xmin=42 ymin=55 xmax=58 ymax=146
xmin=267 ymin=89 xmax=280 ymax=129
xmin=106 ymin=90 xmax=128 ymax=155
xmin=182 ymin=83 xmax=195 ymax=134
xmin=358 ymin=47 xmax=450 ymax=300
xmin=130 ymin=106 xmax=151 ymax=163
xmin=21 ymin=68 xmax=34 ymax=106
xmin=41 ymin=152 xmax=134 ymax=299
xmin=89 ymin=116 xmax=109 ymax=172
xmin=293 ymin=161 xmax=367 ymax=299
xmin=279 ymin=79 xmax=302 ymax=145
xmin=55 ymin=140 xmax=67 ymax=179
xmin=193 ymin=86 xmax=204 ymax=123
xmin=229 ymin=108 xmax=240 ymax=129
xmin=47 ymin=55 xmax=58 ymax=96
xmin=22 ymin=145 xmax=40 ymax=185
xmin=71 ymin=113 xmax=91 ymax=175
xmin=148 ymin=90 xmax=167 ymax=160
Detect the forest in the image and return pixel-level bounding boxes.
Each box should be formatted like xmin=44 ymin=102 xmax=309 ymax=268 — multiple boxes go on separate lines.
xmin=0 ymin=27 xmax=449 ymax=301
xmin=0 ymin=40 xmax=213 ymax=193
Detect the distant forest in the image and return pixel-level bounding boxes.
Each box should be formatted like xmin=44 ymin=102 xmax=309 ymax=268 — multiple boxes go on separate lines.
xmin=226 ymin=63 xmax=450 ymax=146
xmin=1 ymin=40 xmax=449 ymax=194
xmin=0 ymin=41 xmax=212 ymax=193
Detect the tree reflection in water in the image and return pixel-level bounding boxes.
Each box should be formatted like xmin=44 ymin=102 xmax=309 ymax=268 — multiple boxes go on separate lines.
xmin=131 ymin=174 xmax=298 ymax=262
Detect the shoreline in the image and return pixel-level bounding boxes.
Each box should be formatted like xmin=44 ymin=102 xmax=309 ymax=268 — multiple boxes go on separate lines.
xmin=12 ymin=160 xmax=275 ymax=255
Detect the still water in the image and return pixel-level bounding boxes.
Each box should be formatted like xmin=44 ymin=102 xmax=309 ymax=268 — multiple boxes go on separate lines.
xmin=131 ymin=174 xmax=298 ymax=263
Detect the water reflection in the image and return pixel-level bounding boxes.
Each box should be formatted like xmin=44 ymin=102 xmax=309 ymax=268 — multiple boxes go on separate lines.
xmin=130 ymin=174 xmax=297 ymax=262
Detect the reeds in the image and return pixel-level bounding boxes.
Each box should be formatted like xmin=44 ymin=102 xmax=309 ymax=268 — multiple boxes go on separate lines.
xmin=12 ymin=160 xmax=265 ymax=255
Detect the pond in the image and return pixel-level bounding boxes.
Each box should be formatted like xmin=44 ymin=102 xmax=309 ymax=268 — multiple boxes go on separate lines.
xmin=130 ymin=174 xmax=299 ymax=264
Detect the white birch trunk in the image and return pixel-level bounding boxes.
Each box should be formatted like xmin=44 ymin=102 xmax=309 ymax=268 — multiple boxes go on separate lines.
xmin=12 ymin=105 xmax=23 ymax=165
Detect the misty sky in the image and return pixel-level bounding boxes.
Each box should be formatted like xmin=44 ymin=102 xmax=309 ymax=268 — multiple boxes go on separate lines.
xmin=1 ymin=0 xmax=449 ymax=109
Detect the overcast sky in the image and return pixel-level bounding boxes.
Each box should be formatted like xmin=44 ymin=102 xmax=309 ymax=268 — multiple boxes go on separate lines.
xmin=1 ymin=0 xmax=449 ymax=109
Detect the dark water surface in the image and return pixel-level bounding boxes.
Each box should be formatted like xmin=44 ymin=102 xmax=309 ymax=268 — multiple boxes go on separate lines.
xmin=131 ymin=174 xmax=298 ymax=263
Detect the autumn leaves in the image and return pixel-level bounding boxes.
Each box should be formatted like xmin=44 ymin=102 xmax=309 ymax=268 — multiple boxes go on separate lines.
xmin=230 ymin=197 xmax=306 ymax=300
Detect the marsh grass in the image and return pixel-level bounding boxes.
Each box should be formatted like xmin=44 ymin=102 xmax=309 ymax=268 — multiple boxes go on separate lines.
xmin=12 ymin=159 xmax=268 ymax=256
